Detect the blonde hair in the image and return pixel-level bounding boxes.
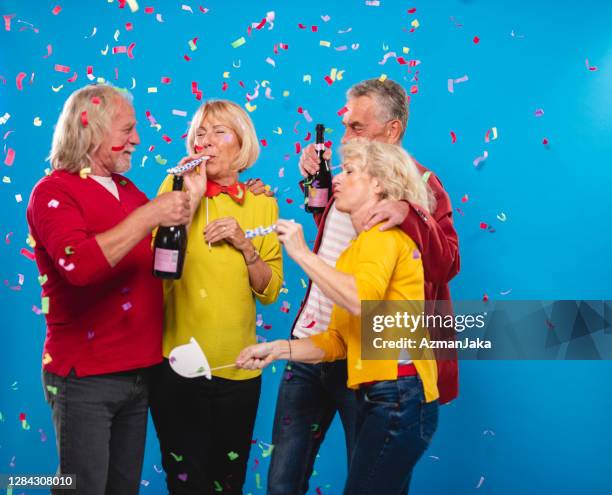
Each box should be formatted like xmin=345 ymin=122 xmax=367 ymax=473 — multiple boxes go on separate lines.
xmin=340 ymin=138 xmax=436 ymax=214
xmin=186 ymin=99 xmax=259 ymax=172
xmin=49 ymin=84 xmax=132 ymax=173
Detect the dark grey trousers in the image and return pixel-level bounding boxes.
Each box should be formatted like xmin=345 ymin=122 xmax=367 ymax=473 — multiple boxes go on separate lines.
xmin=43 ymin=368 xmax=151 ymax=495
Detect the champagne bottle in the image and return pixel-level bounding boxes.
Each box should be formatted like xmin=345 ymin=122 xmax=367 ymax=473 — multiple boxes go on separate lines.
xmin=153 ymin=175 xmax=187 ymax=279
xmin=304 ymin=123 xmax=332 ymax=214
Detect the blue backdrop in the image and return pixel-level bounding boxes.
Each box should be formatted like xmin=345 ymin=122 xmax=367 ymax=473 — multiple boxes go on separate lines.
xmin=1 ymin=1 xmax=611 ymax=494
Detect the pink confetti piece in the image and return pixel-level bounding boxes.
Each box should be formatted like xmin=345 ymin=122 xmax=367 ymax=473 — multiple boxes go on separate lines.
xmin=16 ymin=72 xmax=27 ymax=90
xmin=324 ymin=75 xmax=333 ymax=85
xmin=337 ymin=106 xmax=348 ymax=116
xmin=178 ymin=473 xmax=188 ymax=482
xmin=145 ymin=6 xmax=154 ymax=14
xmin=20 ymin=248 xmax=36 ymax=261
xmin=409 ymin=85 xmax=418 ymax=94
xmin=378 ymin=51 xmax=397 ymax=65
xmin=365 ymin=0 xmax=380 ymax=5
xmin=412 ymin=249 xmax=421 ymax=259
xmin=125 ymin=22 xmax=133 ymax=30
xmin=542 ymin=137 xmax=549 ymax=145
xmin=55 ymin=64 xmax=70 ymax=73
xmin=4 ymin=148 xmax=15 ymax=166
xmin=113 ymin=46 xmax=127 ymax=54
xmin=295 ymin=142 xmax=301 ymax=154
xmin=122 ymin=302 xmax=132 ymax=311
xmin=473 ymin=36 xmax=480 ymax=44
xmin=67 ymin=72 xmax=78 ymax=83
xmin=534 ymin=108 xmax=544 ymax=117
xmin=461 ymin=194 xmax=468 ymax=203
xmin=3 ymin=14 xmax=16 ymax=31
xmin=43 ymin=44 xmax=53 ymax=58
xmin=59 ymin=258 xmax=76 ymax=271
xmin=473 ymin=150 xmax=488 ymax=167
xmin=161 ymin=76 xmax=171 ymax=84
xmin=585 ymin=58 xmax=598 ymax=71
xmin=408 ymin=7 xmax=417 ymax=13
xmin=52 ymin=5 xmax=62 ymax=15
xmin=260 ymin=139 xmax=268 ymax=147
xmin=162 ymin=135 xmax=172 ymax=143
xmin=321 ymin=15 xmax=331 ymax=22
xmin=450 ymin=131 xmax=457 ymax=143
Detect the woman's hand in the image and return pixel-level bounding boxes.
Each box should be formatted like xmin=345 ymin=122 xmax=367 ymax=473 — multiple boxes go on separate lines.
xmin=204 ymin=217 xmax=249 ymax=251
xmin=179 ymin=153 xmax=209 ymax=200
xmin=236 ymin=341 xmax=286 ymax=370
xmin=276 ymin=219 xmax=310 ymax=262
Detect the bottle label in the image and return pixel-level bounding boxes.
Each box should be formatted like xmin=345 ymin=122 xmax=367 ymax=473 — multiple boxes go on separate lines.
xmin=315 ymin=143 xmax=325 ymax=152
xmin=308 ymin=187 xmax=329 ymax=208
xmin=154 ymin=248 xmax=179 ymax=273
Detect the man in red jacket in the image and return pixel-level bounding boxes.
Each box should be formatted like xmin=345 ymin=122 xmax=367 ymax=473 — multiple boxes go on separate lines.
xmin=27 ymin=84 xmax=191 ymax=495
xmin=267 ymin=78 xmax=460 ymax=495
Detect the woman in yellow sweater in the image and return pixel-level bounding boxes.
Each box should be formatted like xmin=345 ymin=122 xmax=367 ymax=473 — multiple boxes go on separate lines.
xmin=150 ymin=100 xmax=283 ymax=495
xmin=237 ymin=139 xmax=438 ymax=495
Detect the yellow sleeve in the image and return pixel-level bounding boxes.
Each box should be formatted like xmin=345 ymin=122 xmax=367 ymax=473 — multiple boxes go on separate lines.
xmin=157 ymin=174 xmax=174 ymax=196
xmin=353 ymin=229 xmax=401 ymax=301
xmin=309 ymin=305 xmax=347 ymax=361
xmin=252 ymin=198 xmax=283 ymax=305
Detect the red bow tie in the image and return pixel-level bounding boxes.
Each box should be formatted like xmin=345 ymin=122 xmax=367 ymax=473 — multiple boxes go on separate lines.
xmin=205 ymin=180 xmax=246 ymax=205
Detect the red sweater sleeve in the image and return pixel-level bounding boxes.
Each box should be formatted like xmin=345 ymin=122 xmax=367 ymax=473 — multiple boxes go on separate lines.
xmin=399 ymin=172 xmax=460 ymax=286
xmin=27 ymin=179 xmax=112 ymax=287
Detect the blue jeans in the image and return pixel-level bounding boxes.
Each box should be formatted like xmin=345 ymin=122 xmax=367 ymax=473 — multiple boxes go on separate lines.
xmin=344 ymin=376 xmax=439 ymax=495
xmin=42 ymin=368 xmax=150 ymax=495
xmin=267 ymin=360 xmax=358 ymax=495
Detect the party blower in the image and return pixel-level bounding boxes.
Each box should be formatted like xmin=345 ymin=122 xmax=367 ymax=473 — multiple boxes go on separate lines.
xmin=168 ymin=337 xmax=236 ymax=379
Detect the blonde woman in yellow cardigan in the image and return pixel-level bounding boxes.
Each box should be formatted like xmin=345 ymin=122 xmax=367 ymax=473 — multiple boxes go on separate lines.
xmin=237 ymin=139 xmax=439 ymax=495
xmin=150 ymin=100 xmax=283 ymax=495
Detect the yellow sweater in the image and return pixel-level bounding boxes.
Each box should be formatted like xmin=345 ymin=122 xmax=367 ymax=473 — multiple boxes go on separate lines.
xmin=310 ymin=226 xmax=439 ymax=402
xmin=158 ymin=175 xmax=283 ymax=380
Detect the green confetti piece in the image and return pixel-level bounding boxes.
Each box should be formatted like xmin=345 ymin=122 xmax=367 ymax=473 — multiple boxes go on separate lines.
xmin=231 ymin=36 xmax=246 ymax=48
xmin=38 ymin=274 xmax=48 ymax=285
xmin=155 ymin=154 xmax=168 ymax=165
xmin=119 ymin=179 xmax=128 ymax=186
xmin=41 ymin=296 xmax=50 ymax=314
xmin=170 ymin=452 xmax=183 ymax=462
xmin=64 ymin=246 xmax=74 ymax=255
xmin=0 ymin=412 xmax=4 ymax=422
xmin=188 ymin=39 xmax=198 ymax=51
xmin=271 ymin=364 xmax=276 ymax=374
xmin=422 ymin=171 xmax=432 ymax=183
xmin=227 ymin=451 xmax=239 ymax=461
xmin=310 ymin=424 xmax=320 ymax=431
xmin=255 ymin=473 xmax=261 ymax=490
xmin=312 ymin=470 xmax=318 ymax=476
xmin=214 ymin=480 xmax=223 ymax=492
xmin=261 ymin=444 xmax=274 ymax=458
xmin=46 ymin=385 xmax=58 ymax=396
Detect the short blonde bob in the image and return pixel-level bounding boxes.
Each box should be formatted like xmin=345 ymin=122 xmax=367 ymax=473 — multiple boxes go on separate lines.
xmin=186 ymin=99 xmax=260 ymax=172
xmin=340 ymin=138 xmax=436 ymax=214
xmin=49 ymin=84 xmax=132 ymax=173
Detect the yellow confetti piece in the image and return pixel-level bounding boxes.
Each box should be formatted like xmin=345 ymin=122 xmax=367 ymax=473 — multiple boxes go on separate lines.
xmin=79 ymin=167 xmax=91 ymax=179
xmin=272 ymin=127 xmax=282 ymax=135
xmin=245 ymin=102 xmax=257 ymax=112
xmin=42 ymin=353 xmax=53 ymax=365
xmin=231 ymin=37 xmax=246 ymax=48
xmin=101 ymin=44 xmax=109 ymax=55
xmin=403 ymin=46 xmax=410 ymax=54
xmin=26 ymin=233 xmax=36 ymax=247
xmin=379 ymin=74 xmax=388 ymax=82
xmin=337 ymin=70 xmax=345 ymax=81
xmin=300 ymin=278 xmax=307 ymax=289
xmin=51 ymin=85 xmax=64 ymax=92
xmin=3 ymin=176 xmax=11 ymax=183
xmin=199 ymin=288 xmax=208 ymax=299
xmin=319 ymin=40 xmax=331 ymax=47
xmin=148 ymin=87 xmax=158 ymax=93
xmin=155 ymin=154 xmax=168 ymax=165
xmin=223 ymin=71 xmax=230 ymax=78
xmin=255 ymin=474 xmax=262 ymax=490
xmin=330 ymin=68 xmax=337 ymax=81
xmin=96 ymin=77 xmax=106 ymax=84
xmin=38 ymin=274 xmax=48 ymax=285
xmin=126 ymin=0 xmax=139 ymax=13
xmin=33 ymin=117 xmax=42 ymax=126
xmin=188 ymin=39 xmax=197 ymax=51
xmin=41 ymin=296 xmax=50 ymax=314
xmin=411 ymin=19 xmax=420 ymax=28
xmin=282 ymin=90 xmax=289 ymax=97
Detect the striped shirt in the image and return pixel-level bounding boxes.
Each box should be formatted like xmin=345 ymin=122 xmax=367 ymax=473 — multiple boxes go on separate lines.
xmin=293 ymin=203 xmax=357 ymax=338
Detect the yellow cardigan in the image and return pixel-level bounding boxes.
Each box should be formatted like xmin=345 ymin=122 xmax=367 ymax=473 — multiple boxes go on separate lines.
xmin=158 ymin=175 xmax=283 ymax=380
xmin=310 ymin=226 xmax=439 ymax=402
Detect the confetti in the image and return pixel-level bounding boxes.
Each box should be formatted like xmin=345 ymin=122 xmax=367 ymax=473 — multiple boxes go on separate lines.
xmin=41 ymin=297 xmax=50 ymax=314
xmin=476 ymin=476 xmax=485 ymax=489
xmin=227 ymin=451 xmax=239 ymax=461
xmin=4 ymin=148 xmax=15 ymax=166
xmin=585 ymin=58 xmax=599 ymax=71
xmin=231 ymin=37 xmax=246 ymax=48
xmin=58 ymin=258 xmax=76 ymax=271
xmin=447 ymin=75 xmax=469 ymax=93
xmin=496 ymin=212 xmax=507 ymax=222
xmin=484 ymin=127 xmax=498 ymax=142
xmin=170 ymin=452 xmax=183 ymax=462
xmin=365 ymin=0 xmax=380 ymax=5
xmin=473 ymin=151 xmax=488 ymax=168
xmin=16 ymin=72 xmax=27 ymax=90
xmin=473 ymin=36 xmax=480 ymax=44
xmin=534 ymin=108 xmax=544 ymax=117
xmin=450 ymin=131 xmax=457 ymax=143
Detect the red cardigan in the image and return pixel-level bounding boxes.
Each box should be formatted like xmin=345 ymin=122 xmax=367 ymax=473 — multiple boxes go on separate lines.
xmin=296 ymin=162 xmax=460 ymax=404
xmin=26 ymin=170 xmax=163 ymax=377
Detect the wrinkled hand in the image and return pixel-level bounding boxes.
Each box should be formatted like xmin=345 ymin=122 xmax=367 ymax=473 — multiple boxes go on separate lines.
xmin=299 ymin=143 xmax=332 ymax=177
xmin=179 ymin=153 xmax=209 ymax=200
xmin=151 ymin=191 xmax=191 ymax=227
xmin=246 ymin=178 xmax=274 ymax=197
xmin=363 ymin=199 xmax=410 ymax=231
xmin=204 ymin=217 xmax=249 ymax=251
xmin=276 ymin=219 xmax=310 ymax=261
xmin=236 ymin=342 xmax=279 ymax=370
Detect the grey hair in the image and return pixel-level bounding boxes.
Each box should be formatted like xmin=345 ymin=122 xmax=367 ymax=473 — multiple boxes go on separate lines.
xmin=346 ymin=79 xmax=409 ymax=139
